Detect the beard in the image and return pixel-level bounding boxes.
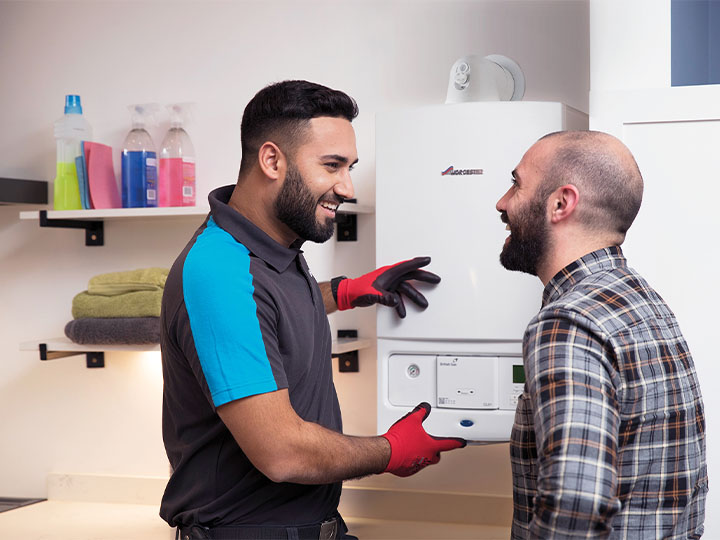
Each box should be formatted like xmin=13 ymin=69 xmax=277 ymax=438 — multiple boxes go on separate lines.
xmin=499 ymin=195 xmax=550 ymax=276
xmin=274 ymin=162 xmax=337 ymax=243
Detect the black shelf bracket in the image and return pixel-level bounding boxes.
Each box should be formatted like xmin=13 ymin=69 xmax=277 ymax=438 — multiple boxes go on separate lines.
xmin=39 ymin=344 xmax=105 ymax=368
xmin=335 ymin=329 xmax=359 ymax=373
xmin=336 ymin=214 xmax=357 ymax=242
xmin=336 ymin=198 xmax=358 ymax=242
xmin=39 ymin=210 xmax=104 ymax=246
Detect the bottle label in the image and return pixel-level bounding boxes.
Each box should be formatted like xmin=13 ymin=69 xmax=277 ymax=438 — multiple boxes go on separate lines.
xmin=182 ymin=160 xmax=196 ymax=206
xmin=157 ymin=157 xmax=195 ymax=207
xmin=121 ymin=150 xmax=157 ymax=208
xmin=145 ymin=154 xmax=158 ymax=207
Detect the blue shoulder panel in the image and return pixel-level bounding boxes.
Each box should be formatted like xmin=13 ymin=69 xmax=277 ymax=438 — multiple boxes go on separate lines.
xmin=183 ymin=217 xmax=278 ymax=407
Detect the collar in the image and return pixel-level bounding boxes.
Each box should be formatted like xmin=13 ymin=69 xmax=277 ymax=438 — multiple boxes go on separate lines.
xmin=542 ymin=246 xmax=627 ymax=306
xmin=208 ymin=185 xmax=302 ymax=273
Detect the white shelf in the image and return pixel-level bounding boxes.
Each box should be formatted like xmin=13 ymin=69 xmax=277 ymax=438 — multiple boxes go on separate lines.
xmin=332 ymin=337 xmax=373 ymax=355
xmin=20 ymin=338 xmax=159 ymax=354
xmin=19 ymin=201 xmax=373 ymax=222
xmin=21 ymin=336 xmax=372 ymax=359
xmin=19 ymin=206 xmax=210 ymax=221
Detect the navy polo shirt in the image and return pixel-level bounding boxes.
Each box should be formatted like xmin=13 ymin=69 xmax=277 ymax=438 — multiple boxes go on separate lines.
xmin=159 ymin=185 xmax=342 ymax=528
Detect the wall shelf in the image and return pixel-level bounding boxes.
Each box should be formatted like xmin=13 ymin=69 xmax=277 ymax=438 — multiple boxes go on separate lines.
xmin=19 ymin=201 xmax=373 ymax=222
xmin=19 ymin=202 xmax=374 ymax=245
xmin=21 ymin=336 xmax=372 ymax=368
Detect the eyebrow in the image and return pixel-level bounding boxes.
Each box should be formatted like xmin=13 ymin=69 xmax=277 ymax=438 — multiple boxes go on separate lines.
xmin=321 ymin=154 xmax=359 ymax=167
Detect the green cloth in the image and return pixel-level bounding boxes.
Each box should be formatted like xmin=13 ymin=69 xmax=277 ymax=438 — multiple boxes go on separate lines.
xmin=88 ymin=267 xmax=169 ymax=296
xmin=72 ymin=290 xmax=163 ymax=319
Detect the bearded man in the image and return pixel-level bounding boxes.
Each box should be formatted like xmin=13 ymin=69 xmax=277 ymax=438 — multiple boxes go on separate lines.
xmin=496 ymin=130 xmax=707 ymax=539
xmin=159 ymin=80 xmax=465 ymax=539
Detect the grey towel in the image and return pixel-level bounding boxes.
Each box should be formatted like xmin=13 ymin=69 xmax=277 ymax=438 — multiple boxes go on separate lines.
xmin=64 ymin=317 xmax=161 ymax=345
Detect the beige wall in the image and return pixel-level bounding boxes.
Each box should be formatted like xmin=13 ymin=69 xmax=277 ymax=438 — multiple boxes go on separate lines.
xmin=0 ymin=0 xmax=589 ymax=504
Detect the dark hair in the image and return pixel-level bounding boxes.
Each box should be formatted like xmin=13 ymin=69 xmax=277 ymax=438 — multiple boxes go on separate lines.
xmin=238 ymin=80 xmax=359 ymax=176
xmin=539 ymin=131 xmax=644 ymax=240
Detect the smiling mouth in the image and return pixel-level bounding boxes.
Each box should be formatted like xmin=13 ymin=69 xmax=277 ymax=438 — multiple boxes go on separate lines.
xmin=319 ymin=201 xmax=339 ymax=216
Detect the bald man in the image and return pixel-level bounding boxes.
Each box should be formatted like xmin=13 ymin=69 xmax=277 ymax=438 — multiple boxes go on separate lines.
xmin=496 ymin=131 xmax=707 ymax=539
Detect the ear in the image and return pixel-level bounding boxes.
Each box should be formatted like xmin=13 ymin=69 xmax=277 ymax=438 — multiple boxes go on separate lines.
xmin=257 ymin=141 xmax=286 ymax=181
xmin=548 ymin=184 xmax=580 ymax=224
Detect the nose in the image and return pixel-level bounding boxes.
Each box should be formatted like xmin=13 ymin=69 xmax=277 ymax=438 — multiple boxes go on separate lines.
xmin=335 ymin=169 xmax=354 ymax=201
xmin=496 ymin=186 xmax=511 ymax=213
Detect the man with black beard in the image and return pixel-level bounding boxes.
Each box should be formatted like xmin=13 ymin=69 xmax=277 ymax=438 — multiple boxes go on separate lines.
xmin=159 ymin=80 xmax=465 ymax=539
xmin=496 ymin=131 xmax=707 ymax=539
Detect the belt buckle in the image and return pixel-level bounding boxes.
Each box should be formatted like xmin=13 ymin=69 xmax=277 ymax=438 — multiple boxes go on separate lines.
xmin=319 ymin=518 xmax=337 ymax=540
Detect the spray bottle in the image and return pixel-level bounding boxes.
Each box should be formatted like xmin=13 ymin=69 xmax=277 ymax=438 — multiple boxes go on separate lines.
xmin=159 ymin=103 xmax=196 ymax=207
xmin=53 ymin=95 xmax=92 ymax=210
xmin=121 ymin=104 xmax=159 ymax=208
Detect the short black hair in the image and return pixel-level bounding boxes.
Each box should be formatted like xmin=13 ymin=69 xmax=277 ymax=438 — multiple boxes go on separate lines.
xmin=238 ymin=80 xmax=359 ymax=176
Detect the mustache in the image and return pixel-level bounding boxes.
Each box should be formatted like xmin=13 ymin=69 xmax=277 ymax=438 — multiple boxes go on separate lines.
xmin=500 ymin=212 xmax=509 ymax=225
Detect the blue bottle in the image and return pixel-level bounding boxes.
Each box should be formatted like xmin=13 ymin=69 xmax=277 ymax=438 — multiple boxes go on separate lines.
xmin=121 ymin=104 xmax=159 ymax=208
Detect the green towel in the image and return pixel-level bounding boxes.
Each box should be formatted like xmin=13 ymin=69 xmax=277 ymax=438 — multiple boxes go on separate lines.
xmin=72 ymin=290 xmax=163 ymax=319
xmin=88 ymin=267 xmax=169 ymax=296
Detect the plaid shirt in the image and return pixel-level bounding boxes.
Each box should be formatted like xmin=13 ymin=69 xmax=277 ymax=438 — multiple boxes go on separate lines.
xmin=511 ymin=246 xmax=707 ymax=539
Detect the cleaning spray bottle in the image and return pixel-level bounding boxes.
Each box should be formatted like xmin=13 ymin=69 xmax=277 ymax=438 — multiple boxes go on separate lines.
xmin=53 ymin=95 xmax=92 ymax=210
xmin=159 ymin=103 xmax=196 ymax=207
xmin=121 ymin=103 xmax=159 ymax=208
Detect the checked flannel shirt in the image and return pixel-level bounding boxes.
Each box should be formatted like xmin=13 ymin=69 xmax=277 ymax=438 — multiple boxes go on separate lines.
xmin=511 ymin=246 xmax=707 ymax=539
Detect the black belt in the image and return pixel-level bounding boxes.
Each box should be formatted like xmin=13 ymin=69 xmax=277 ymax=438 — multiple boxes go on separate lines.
xmin=177 ymin=517 xmax=339 ymax=540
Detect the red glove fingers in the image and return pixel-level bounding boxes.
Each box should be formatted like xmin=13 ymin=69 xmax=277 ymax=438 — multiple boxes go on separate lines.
xmin=333 ymin=257 xmax=440 ymax=317
xmin=381 ymin=402 xmax=466 ymax=478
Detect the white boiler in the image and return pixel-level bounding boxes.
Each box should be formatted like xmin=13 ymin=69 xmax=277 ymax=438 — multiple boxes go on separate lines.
xmin=376 ymin=101 xmax=588 ymax=442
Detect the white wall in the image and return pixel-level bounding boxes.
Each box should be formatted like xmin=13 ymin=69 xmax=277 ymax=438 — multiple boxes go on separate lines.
xmin=0 ymin=0 xmax=589 ymax=512
xmin=590 ymin=0 xmax=671 ymax=92
xmin=590 ymin=1 xmax=718 ymax=536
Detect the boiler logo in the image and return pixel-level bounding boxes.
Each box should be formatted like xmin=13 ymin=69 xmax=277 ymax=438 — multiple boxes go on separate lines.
xmin=439 ymin=358 xmax=459 ymax=367
xmin=441 ymin=165 xmax=484 ymax=176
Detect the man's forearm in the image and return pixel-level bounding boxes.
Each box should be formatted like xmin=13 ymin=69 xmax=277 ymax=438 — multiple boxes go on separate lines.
xmin=273 ymin=421 xmax=391 ymax=484
xmin=319 ymin=281 xmax=338 ymax=314
xmin=218 ymin=391 xmax=388 ymax=484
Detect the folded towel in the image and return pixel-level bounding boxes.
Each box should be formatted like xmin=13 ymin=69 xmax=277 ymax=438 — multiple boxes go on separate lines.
xmin=65 ymin=317 xmax=161 ymax=345
xmin=72 ymin=290 xmax=163 ymax=319
xmin=88 ymin=267 xmax=169 ymax=296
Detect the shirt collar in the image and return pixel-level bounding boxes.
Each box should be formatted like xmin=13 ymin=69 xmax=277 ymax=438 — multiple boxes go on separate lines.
xmin=208 ymin=185 xmax=302 ymax=273
xmin=542 ymin=246 xmax=627 ymax=306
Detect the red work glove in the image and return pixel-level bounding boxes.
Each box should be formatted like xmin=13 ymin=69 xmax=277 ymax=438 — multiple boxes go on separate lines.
xmin=381 ymin=402 xmax=466 ymax=477
xmin=331 ymin=257 xmax=440 ymax=318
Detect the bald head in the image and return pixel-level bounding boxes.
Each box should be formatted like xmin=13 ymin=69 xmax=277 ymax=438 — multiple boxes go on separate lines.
xmin=536 ymin=130 xmax=644 ymax=242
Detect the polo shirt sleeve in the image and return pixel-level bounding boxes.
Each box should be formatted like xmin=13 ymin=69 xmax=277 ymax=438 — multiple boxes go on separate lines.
xmin=182 ymin=224 xmax=288 ymax=408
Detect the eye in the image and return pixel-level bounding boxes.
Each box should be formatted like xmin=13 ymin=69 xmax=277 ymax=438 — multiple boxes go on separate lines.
xmin=510 ymin=177 xmax=518 ymax=186
xmin=349 ymin=164 xmax=356 ymax=172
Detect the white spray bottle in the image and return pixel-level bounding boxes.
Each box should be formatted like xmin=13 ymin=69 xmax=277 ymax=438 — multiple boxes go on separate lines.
xmin=159 ymin=103 xmax=196 ymax=207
